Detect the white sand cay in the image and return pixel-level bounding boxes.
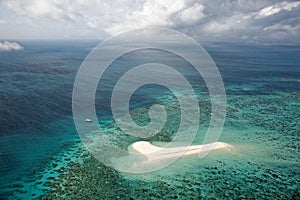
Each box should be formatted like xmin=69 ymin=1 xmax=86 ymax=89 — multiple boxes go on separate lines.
xmin=128 ymin=141 xmax=232 ymax=161
xmin=111 ymin=141 xmax=233 ymax=173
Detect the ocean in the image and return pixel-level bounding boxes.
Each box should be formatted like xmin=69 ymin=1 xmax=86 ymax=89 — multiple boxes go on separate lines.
xmin=0 ymin=40 xmax=299 ymax=199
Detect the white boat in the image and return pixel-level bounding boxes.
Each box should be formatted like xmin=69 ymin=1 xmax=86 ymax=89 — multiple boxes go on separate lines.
xmin=85 ymin=118 xmax=92 ymax=122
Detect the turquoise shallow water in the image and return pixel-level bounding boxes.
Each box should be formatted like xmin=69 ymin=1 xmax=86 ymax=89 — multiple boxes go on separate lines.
xmin=0 ymin=41 xmax=299 ymax=199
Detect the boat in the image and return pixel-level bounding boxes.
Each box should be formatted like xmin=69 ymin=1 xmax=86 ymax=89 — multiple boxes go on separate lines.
xmin=85 ymin=119 xmax=92 ymax=122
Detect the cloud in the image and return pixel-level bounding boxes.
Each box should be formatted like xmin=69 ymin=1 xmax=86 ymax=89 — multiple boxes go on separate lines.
xmin=0 ymin=41 xmax=24 ymax=51
xmin=3 ymin=0 xmax=75 ymax=21
xmin=257 ymin=1 xmax=300 ymax=18
xmin=0 ymin=19 xmax=6 ymax=24
xmin=177 ymin=3 xmax=205 ymax=24
xmin=189 ymin=0 xmax=300 ymax=42
xmin=0 ymin=0 xmax=299 ymax=43
xmin=96 ymin=0 xmax=187 ymax=34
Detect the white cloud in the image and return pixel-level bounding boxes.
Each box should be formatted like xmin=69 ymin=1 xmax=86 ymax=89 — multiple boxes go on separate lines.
xmin=0 ymin=41 xmax=24 ymax=51
xmin=257 ymin=1 xmax=300 ymax=18
xmin=3 ymin=0 xmax=74 ymax=21
xmin=282 ymin=1 xmax=300 ymax=11
xmin=177 ymin=3 xmax=205 ymax=24
xmin=263 ymin=24 xmax=300 ymax=38
xmin=264 ymin=24 xmax=297 ymax=32
xmin=203 ymin=21 xmax=230 ymax=33
xmin=258 ymin=6 xmax=281 ymax=17
xmin=202 ymin=13 xmax=250 ymax=36
xmin=101 ymin=0 xmax=187 ymax=34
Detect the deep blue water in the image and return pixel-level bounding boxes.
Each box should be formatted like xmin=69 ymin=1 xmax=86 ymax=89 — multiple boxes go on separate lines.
xmin=0 ymin=41 xmax=299 ymax=197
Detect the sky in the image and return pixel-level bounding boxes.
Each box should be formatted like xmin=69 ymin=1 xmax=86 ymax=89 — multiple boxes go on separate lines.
xmin=0 ymin=0 xmax=299 ymax=43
